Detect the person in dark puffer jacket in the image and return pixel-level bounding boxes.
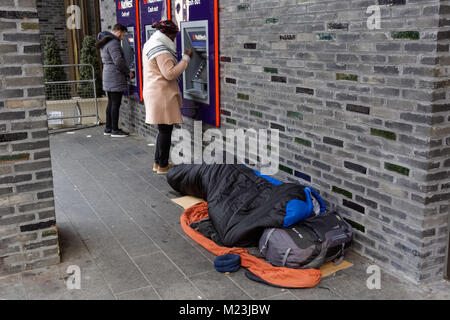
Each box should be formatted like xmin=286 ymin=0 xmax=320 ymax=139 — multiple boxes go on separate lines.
xmin=96 ymin=24 xmax=133 ymax=138
xmin=167 ymin=164 xmax=325 ymax=247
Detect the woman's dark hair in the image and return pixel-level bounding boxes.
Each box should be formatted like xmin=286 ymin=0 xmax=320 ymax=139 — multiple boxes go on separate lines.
xmin=112 ymin=23 xmax=127 ymax=33
xmin=152 ymin=20 xmax=179 ymax=36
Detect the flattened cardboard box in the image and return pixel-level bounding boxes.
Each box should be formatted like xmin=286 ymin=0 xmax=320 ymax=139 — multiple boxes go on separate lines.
xmin=172 ymin=196 xmax=354 ymax=278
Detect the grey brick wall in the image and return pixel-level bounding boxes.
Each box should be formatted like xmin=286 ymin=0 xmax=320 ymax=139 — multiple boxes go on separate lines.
xmin=103 ymin=0 xmax=450 ymax=283
xmin=36 ymin=0 xmax=69 ymax=65
xmin=1 ymin=0 xmax=60 ymax=275
xmin=99 ymin=0 xmax=117 ymax=32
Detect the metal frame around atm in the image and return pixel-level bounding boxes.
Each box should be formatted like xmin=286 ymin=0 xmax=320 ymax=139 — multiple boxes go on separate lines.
xmin=176 ymin=0 xmax=220 ymax=127
xmin=181 ymin=20 xmax=210 ymax=106
xmin=115 ymin=0 xmax=143 ymax=101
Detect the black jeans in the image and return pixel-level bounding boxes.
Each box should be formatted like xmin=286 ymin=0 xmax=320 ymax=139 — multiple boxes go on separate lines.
xmin=155 ymin=124 xmax=174 ymax=168
xmin=106 ymin=91 xmax=123 ymax=131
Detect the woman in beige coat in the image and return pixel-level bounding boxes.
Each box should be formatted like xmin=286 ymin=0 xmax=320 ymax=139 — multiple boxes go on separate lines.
xmin=143 ymin=20 xmax=192 ymax=174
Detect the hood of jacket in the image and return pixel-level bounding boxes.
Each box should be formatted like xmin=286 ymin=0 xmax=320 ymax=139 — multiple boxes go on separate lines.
xmin=96 ymin=31 xmax=119 ymax=49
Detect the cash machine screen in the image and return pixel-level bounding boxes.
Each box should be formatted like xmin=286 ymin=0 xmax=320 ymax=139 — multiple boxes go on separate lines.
xmin=121 ymin=26 xmax=136 ymax=86
xmin=188 ymin=31 xmax=207 ymax=49
xmin=181 ymin=20 xmax=209 ymax=105
xmin=145 ymin=25 xmax=156 ymax=42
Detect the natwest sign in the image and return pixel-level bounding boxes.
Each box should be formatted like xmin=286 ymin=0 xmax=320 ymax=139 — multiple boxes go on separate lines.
xmin=118 ymin=0 xmax=133 ymax=10
xmin=193 ymin=34 xmax=206 ymax=41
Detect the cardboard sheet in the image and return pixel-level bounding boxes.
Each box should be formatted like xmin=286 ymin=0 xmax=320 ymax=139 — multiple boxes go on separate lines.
xmin=320 ymin=260 xmax=353 ymax=278
xmin=171 ymin=196 xmax=353 ymax=277
xmin=172 ymin=196 xmax=205 ymax=209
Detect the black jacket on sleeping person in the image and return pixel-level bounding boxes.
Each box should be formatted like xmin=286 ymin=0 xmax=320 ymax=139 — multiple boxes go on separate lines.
xmin=167 ymin=164 xmax=311 ymax=247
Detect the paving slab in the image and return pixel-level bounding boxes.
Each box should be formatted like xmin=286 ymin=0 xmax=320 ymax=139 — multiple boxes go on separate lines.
xmin=263 ymin=291 xmax=298 ymax=300
xmin=138 ymin=217 xmax=214 ymax=277
xmin=21 ymin=263 xmax=115 ymax=300
xmin=225 ymin=269 xmax=291 ymax=300
xmin=53 ymin=164 xmax=151 ymax=295
xmin=134 ymin=252 xmax=204 ymax=300
xmin=116 ymin=286 xmax=161 ymax=300
xmin=0 ymin=274 xmax=27 ymax=300
xmin=316 ymin=251 xmax=426 ymax=300
xmin=189 ymin=271 xmax=252 ymax=300
xmin=100 ymin=215 xmax=161 ymax=258
xmin=0 ymin=283 xmax=27 ymax=300
xmin=422 ymin=280 xmax=450 ymax=300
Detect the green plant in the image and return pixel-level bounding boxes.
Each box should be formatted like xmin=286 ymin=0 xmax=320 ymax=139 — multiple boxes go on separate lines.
xmin=44 ymin=35 xmax=70 ymax=100
xmin=77 ymin=35 xmax=103 ymax=98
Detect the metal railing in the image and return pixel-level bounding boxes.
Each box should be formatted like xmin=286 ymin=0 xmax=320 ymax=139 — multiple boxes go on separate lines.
xmin=44 ymin=64 xmax=100 ymax=132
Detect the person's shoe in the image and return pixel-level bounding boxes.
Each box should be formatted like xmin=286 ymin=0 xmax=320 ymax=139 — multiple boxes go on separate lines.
xmin=111 ymin=129 xmax=129 ymax=138
xmin=104 ymin=128 xmax=112 ymax=136
xmin=153 ymin=163 xmax=159 ymax=172
xmin=157 ymin=163 xmax=173 ymax=175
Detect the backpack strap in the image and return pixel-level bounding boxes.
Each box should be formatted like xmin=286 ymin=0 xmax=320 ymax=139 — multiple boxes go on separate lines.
xmin=301 ymin=241 xmax=328 ymax=269
xmin=303 ymin=238 xmax=348 ymax=269
xmin=281 ymin=248 xmax=292 ymax=267
xmin=260 ymin=228 xmax=276 ymax=254
xmin=333 ymin=244 xmax=346 ymax=266
xmin=334 ymin=254 xmax=345 ymax=266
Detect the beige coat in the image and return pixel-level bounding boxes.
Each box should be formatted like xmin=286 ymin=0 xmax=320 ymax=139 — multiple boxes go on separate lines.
xmin=143 ymin=53 xmax=188 ymax=125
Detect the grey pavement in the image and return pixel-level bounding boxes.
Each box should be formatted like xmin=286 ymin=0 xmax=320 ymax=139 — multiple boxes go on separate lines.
xmin=0 ymin=126 xmax=448 ymax=300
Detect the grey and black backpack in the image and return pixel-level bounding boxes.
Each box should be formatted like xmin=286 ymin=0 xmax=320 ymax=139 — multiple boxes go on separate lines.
xmin=259 ymin=211 xmax=353 ymax=269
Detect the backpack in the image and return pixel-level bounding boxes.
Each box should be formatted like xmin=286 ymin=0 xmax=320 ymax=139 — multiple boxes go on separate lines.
xmin=258 ymin=211 xmax=353 ymax=269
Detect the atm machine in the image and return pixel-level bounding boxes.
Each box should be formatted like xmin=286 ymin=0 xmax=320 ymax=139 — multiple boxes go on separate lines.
xmin=122 ymin=27 xmax=136 ymax=87
xmin=181 ymin=20 xmax=209 ymax=105
xmin=177 ymin=0 xmax=220 ymax=127
xmin=115 ymin=0 xmax=142 ymax=101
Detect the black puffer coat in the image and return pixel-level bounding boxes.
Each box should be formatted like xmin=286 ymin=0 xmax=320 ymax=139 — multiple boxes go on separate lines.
xmin=167 ymin=164 xmax=312 ymax=247
xmin=96 ymin=31 xmax=130 ymax=92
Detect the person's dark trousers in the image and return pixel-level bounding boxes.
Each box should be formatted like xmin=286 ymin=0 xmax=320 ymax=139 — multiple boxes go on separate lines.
xmin=155 ymin=124 xmax=174 ymax=168
xmin=106 ymin=91 xmax=123 ymax=131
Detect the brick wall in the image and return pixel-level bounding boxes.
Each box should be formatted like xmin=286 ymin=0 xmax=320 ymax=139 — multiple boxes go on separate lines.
xmin=102 ymin=0 xmax=450 ymax=283
xmin=99 ymin=0 xmax=117 ymax=31
xmin=36 ymin=0 xmax=69 ymax=65
xmin=0 ymin=0 xmax=60 ymax=275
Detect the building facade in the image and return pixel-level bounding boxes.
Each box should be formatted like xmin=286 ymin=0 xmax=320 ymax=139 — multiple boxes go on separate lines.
xmin=100 ymin=0 xmax=450 ymax=284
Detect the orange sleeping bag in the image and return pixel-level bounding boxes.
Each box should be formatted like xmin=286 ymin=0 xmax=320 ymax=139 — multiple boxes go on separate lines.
xmin=181 ymin=202 xmax=322 ymax=288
